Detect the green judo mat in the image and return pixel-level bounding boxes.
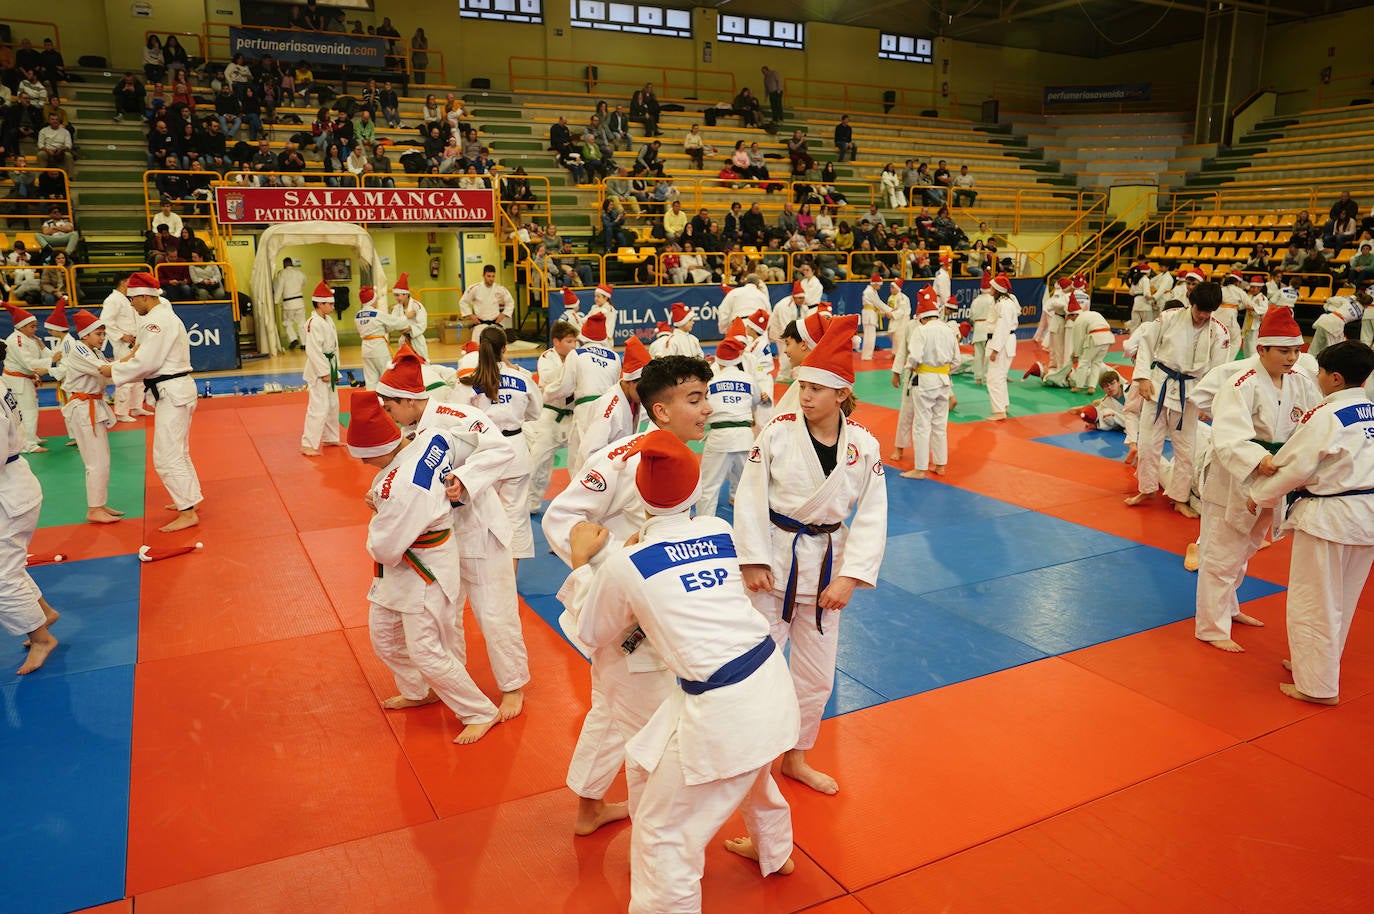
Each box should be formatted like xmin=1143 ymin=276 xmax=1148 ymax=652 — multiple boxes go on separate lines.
xmin=29 ymin=430 xmax=147 ymax=527
xmin=850 ymin=368 xmax=1099 ymax=423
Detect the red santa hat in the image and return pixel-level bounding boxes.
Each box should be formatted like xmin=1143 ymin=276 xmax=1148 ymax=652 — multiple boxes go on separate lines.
xmin=580 ymin=311 xmax=609 ymax=342
xmin=72 ymin=309 xmax=104 ymax=338
xmin=792 ymin=280 xmax=805 ymax=298
xmin=375 ymin=344 xmax=429 ymax=399
xmin=311 ymin=280 xmax=333 ymax=303
xmin=1056 ymin=277 xmax=1073 ymax=290
xmin=1079 ymin=405 xmax=1099 ymax=426
xmin=670 ymin=302 xmax=696 ymax=327
xmin=795 ymin=314 xmax=859 ymax=388
xmin=1182 ymin=268 xmax=1205 ymax=283
xmin=623 ymin=429 xmax=701 ymax=516
xmin=939 ymin=252 xmax=952 ymax=265
xmin=990 ymin=273 xmax=1012 ymax=294
xmin=1256 ymin=306 xmax=1304 ymax=346
xmin=359 ymin=286 xmax=377 ymax=307
xmin=916 ymin=285 xmax=941 ymax=317
xmin=1072 ymin=274 xmax=1088 ymax=289
xmin=126 ymin=271 xmax=161 ymax=298
xmin=138 ymin=542 xmax=204 ymax=562
xmin=980 ymin=273 xmax=992 ymax=291
xmin=1066 ymin=295 xmax=1083 ymax=314
xmin=870 ymin=272 xmax=882 ymax=284
xmin=346 ymin=389 xmax=404 ymax=458
xmin=1224 ymin=271 xmax=1244 ymax=284
xmin=561 ymin=287 xmax=579 ymax=308
xmin=715 ymin=335 xmax=746 ymax=366
xmin=462 ymin=340 xmax=480 ymax=354
xmin=621 ymin=336 xmax=652 ymax=380
xmin=1023 ymin=361 xmax=1044 ymax=379
xmin=44 ymin=296 xmax=69 ymax=332
xmin=595 ymin=283 xmax=613 ymax=299
xmin=393 ymin=272 xmax=411 ymax=295
xmin=25 ymin=551 xmax=67 ymax=565
xmin=744 ymin=308 xmax=769 ymax=335
xmin=1136 ymin=261 xmax=1150 ymax=270
xmin=720 ymin=282 xmax=734 ymax=294
xmin=958 ymin=319 xmax=972 ymax=339
xmin=4 ymin=302 xmax=36 ymax=330
xmin=798 ymin=311 xmax=832 ymax=348
xmin=653 ymin=320 xmax=671 ymax=338
xmin=726 ymin=317 xmax=748 ymax=342
xmin=1249 ymin=275 xmax=1265 ymax=287
xmin=817 ymin=301 xmax=833 ymax=314
xmin=891 ymin=278 xmax=904 ymax=290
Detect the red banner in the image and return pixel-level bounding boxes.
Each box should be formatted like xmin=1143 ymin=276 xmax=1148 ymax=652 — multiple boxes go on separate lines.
xmin=214 ymin=186 xmax=495 ymax=225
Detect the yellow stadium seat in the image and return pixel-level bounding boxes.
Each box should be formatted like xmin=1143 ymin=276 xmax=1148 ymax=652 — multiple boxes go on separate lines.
xmin=1224 ymin=215 xmax=1243 ymax=228
xmin=1258 ymin=231 xmax=1276 ymax=244
xmin=1208 ymin=216 xmax=1226 ymax=227
xmin=1332 ymin=249 xmax=1353 ymax=264
xmin=1216 ymin=247 xmax=1236 ymax=261
xmin=1310 ymin=287 xmax=1331 ymax=303
xmin=1168 ymin=230 xmax=1187 ymax=243
xmin=1186 ymin=231 xmax=1204 ymax=243
xmin=1198 ymin=247 xmax=1217 ymax=260
xmin=1182 ymin=246 xmax=1200 ymax=259
xmin=1147 ymin=245 xmax=1166 ymax=259
xmin=1260 ymin=214 xmax=1278 ymax=227
xmin=1219 ymin=231 xmax=1238 ymax=244
xmin=1241 ymin=215 xmax=1260 ymax=228
xmin=1103 ymin=277 xmax=1124 ymax=291
xmin=1165 ymin=246 xmax=1183 ymax=259
xmin=1237 ymin=231 xmax=1256 ymax=244
xmin=1279 ymin=213 xmax=1295 ymax=226
xmin=1298 ymin=286 xmax=1313 ymax=301
xmin=0 ymin=232 xmax=8 ymax=249
xmin=1202 ymin=231 xmax=1221 ymax=243
xmin=1337 ymin=285 xmax=1356 ymax=297
xmin=1190 ymin=216 xmax=1209 ymax=228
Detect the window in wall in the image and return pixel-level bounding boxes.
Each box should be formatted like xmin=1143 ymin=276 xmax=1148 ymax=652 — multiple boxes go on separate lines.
xmin=717 ymin=13 xmax=804 ymax=50
xmin=571 ymin=1 xmax=692 ymax=38
xmin=879 ymin=32 xmax=933 ymax=64
xmin=460 ymin=0 xmax=544 ymax=23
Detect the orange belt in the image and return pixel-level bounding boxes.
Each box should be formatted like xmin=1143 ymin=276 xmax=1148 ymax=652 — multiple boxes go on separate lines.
xmin=361 ymin=335 xmax=388 ymax=340
xmin=68 ymin=391 xmax=103 ymax=428
xmin=3 ymin=369 xmax=37 ymax=381
xmin=1218 ymin=303 xmax=1239 ymax=309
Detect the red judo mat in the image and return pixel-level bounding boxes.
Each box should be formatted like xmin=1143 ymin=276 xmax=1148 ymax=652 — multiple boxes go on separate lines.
xmin=97 ymin=371 xmax=1374 ymax=912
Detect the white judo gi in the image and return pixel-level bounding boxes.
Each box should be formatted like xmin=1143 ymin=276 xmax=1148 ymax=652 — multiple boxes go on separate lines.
xmin=903 ymin=317 xmax=961 ymax=472
xmin=557 ymin=341 xmax=621 ymax=474
xmin=354 ymin=304 xmax=407 ymax=390
xmin=365 ymin=428 xmax=499 ymax=725
xmin=578 ymin=386 xmax=644 ymax=474
xmin=300 ymin=310 xmax=341 ymax=451
xmin=2 ymin=330 xmax=54 ymax=452
xmin=734 ymin=411 xmax=888 ymax=750
xmin=525 ymin=347 xmax=575 ymax=512
xmin=1241 ymin=289 xmax=1269 ymax=359
xmin=968 ymin=290 xmax=993 ymax=384
xmin=1044 ymin=287 xmax=1071 ymax=373
xmin=695 ymin=363 xmax=761 ymax=518
xmin=57 ymin=333 xmax=116 ymax=508
xmin=1218 ymin=282 xmax=1246 ymax=351
xmin=1196 ymin=363 xmax=1319 ymax=643
xmin=1129 ymin=272 xmax=1154 ymax=330
xmin=459 ymin=280 xmax=516 ymax=346
xmin=100 ymin=287 xmax=143 ymax=418
xmin=716 ymin=283 xmax=767 ymax=336
xmin=1150 ymin=270 xmax=1176 ymax=316
xmin=544 ymin=433 xmax=676 ymax=803
xmin=664 ymin=327 xmax=704 ymax=359
xmin=1251 ymin=388 xmax=1374 ymax=699
xmin=561 ymin=511 xmax=799 ymax=914
xmin=394 ymin=296 xmax=429 ymax=363
xmin=859 ymin=283 xmax=893 ymax=361
xmin=768 ymin=295 xmax=812 ymax=382
xmin=743 ymin=331 xmax=775 ymax=425
xmin=0 ymin=384 xmax=47 ymax=640
xmin=985 ymin=293 xmax=1020 ymax=416
xmin=110 ymin=298 xmax=202 ymax=512
xmin=1070 ymin=309 xmax=1114 ymax=392
xmin=273 ymin=263 xmax=308 ymax=347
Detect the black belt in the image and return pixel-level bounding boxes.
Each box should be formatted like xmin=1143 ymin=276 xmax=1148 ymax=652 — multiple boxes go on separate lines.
xmin=476 ymin=318 xmax=502 ymax=326
xmin=5 ymin=454 xmax=17 ymax=464
xmin=680 ymin=637 xmax=775 ymax=695
xmin=769 ymin=509 xmax=842 ymax=633
xmin=144 ymin=371 xmax=191 ymax=401
xmin=283 ymin=295 xmax=303 ymax=301
xmin=1291 ymin=486 xmax=1374 ymax=503
xmin=709 ymin=420 xmax=753 ymax=430
xmin=501 ymin=428 xmax=522 ymax=437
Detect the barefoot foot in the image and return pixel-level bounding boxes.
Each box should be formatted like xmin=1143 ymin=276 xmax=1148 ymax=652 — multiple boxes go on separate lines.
xmin=1282 ymin=658 xmax=1293 ymax=672
xmin=382 ymin=690 xmax=439 ymax=710
xmin=1184 ymin=542 xmax=1200 ymax=572
xmin=781 ymin=750 xmax=839 ymax=795
xmin=17 ymin=630 xmax=57 ymax=675
xmin=86 ymin=507 xmax=122 ymax=524
xmin=887 ymin=451 xmax=904 ymax=462
xmin=1124 ymin=491 xmax=1156 ymax=507
xmin=106 ymin=506 xmax=126 ymax=516
xmin=931 ymin=464 xmax=946 ymax=476
xmin=900 ymin=469 xmax=927 ymax=479
xmin=159 ymin=508 xmax=199 ymax=533
xmin=1204 ymin=638 xmax=1245 ymax=653
xmin=1279 ymin=682 xmax=1338 ymax=705
xmin=1234 ymin=612 xmax=1264 ymax=627
xmin=1171 ymin=500 xmax=1200 ymax=519
xmin=498 ymin=689 xmax=525 ymax=721
xmin=454 ymin=718 xmax=498 ymax=745
xmin=1124 ymin=444 xmax=1138 ymax=466
xmin=300 ymin=447 xmax=322 ymax=457
xmin=574 ymin=797 xmax=630 ymax=836
xmin=723 ymin=837 xmax=795 ymax=876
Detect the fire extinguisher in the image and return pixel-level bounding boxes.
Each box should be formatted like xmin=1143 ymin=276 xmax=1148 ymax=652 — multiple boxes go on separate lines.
xmin=429 ymin=255 xmax=441 ymax=279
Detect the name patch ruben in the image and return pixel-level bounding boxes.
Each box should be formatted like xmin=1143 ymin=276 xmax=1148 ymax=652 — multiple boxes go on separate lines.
xmin=630 ymin=533 xmax=737 ymax=579
xmin=411 ymin=435 xmax=451 ymax=488
xmin=1334 ymin=402 xmax=1374 ymax=427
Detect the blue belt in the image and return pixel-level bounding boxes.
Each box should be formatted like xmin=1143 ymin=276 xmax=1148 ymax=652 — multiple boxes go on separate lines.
xmin=680 ymin=637 xmax=775 ymax=695
xmin=769 ymin=509 xmax=841 ymax=633
xmin=5 ymin=454 xmax=17 ymax=464
xmin=1151 ymin=360 xmax=1196 ymax=430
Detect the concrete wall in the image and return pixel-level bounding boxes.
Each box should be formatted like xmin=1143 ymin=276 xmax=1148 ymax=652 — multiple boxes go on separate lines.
xmin=1260 ymin=4 xmax=1374 ymax=113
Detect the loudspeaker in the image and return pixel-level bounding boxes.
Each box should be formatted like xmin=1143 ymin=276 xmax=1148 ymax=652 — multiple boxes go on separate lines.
xmin=470 ymin=77 xmax=492 ymax=90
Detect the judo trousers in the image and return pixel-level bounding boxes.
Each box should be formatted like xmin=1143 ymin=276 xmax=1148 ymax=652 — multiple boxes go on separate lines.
xmin=1287 ymin=531 xmax=1374 ymax=699
xmin=460 ymin=534 xmax=529 ymax=692
xmin=909 ymin=386 xmax=950 ymax=471
xmin=1195 ymin=507 xmax=1268 ymax=642
xmin=62 ymin=408 xmax=111 ymax=507
xmin=972 ymin=341 xmax=987 ymax=383
xmin=986 ymin=350 xmax=1011 ymax=414
xmin=695 ymin=447 xmax=747 ymax=518
xmin=111 ymin=339 xmax=143 ymax=417
xmin=360 ymin=339 xmax=391 ymax=390
xmin=300 ymin=377 xmax=341 ymax=450
xmin=497 ymin=433 xmax=534 ymax=559
xmin=280 ymin=305 xmax=307 ymax=346
xmin=1136 ymin=401 xmax=1198 ymax=503
xmin=368 ymin=599 xmax=498 ymax=725
xmin=751 ymin=590 xmax=838 ymax=750
xmin=153 ymin=397 xmax=203 ymax=511
xmin=9 ymin=377 xmax=41 ymax=450
xmin=565 ymin=655 xmax=674 ymax=799
xmin=524 ymin=409 xmax=569 ymax=512
xmin=0 ymin=501 xmax=45 ymax=637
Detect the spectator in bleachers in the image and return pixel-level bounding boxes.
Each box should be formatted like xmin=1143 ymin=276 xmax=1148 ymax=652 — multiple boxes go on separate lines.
xmin=558 ymin=140 xmax=588 ymax=185
xmin=636 ymin=139 xmax=666 ymax=177
xmin=152 ymin=198 xmax=183 ymax=236
xmin=214 ymin=84 xmax=243 ymax=138
xmin=225 ymin=54 xmax=252 ymax=101
xmin=952 ymin=165 xmax=977 ymax=207
xmin=1350 ymin=242 xmax=1374 ymax=285
xmin=663 ymin=199 xmax=688 ymax=241
xmin=187 ymin=249 xmax=226 ymax=299
xmin=143 ymin=35 xmax=165 ymax=82
xmin=112 ymin=73 xmax=145 ymax=123
xmin=607 ymin=103 xmax=632 ymax=148
xmin=421 ymin=94 xmax=443 ymax=131
xmin=276 ymin=140 xmax=306 ymax=187
xmin=353 ymin=109 xmax=377 ymax=151
xmin=1329 ymin=191 xmax=1359 ymax=227
xmin=457 ymin=166 xmax=485 ymax=190
xmin=169 ymin=73 xmax=196 ymax=115
xmin=185 ymin=161 xmax=213 ymax=214
xmin=249 ymin=137 xmax=278 ymax=184
xmin=360 ymin=78 xmax=380 ymax=119
xmin=174 ymin=121 xmax=201 ymax=168
xmin=579 ymin=133 xmax=608 ymax=181
xmin=1289 ymin=210 xmax=1317 ymax=249
xmin=345 ymin=144 xmax=370 ymax=182
xmin=683 ymin=124 xmax=707 ymax=170
xmin=331 ymin=109 xmax=355 ymax=151
xmin=37 ymin=38 xmax=67 ymax=88
xmin=814 ymin=204 xmax=836 ymax=240
xmin=549 ymin=115 xmax=573 ymax=157
xmin=179 ymin=227 xmax=210 ymax=262
xmin=145 ymin=81 xmax=169 ymax=123
xmin=3 ymin=92 xmax=41 ymax=154
xmin=833 ymin=115 xmax=856 ymax=163
xmin=36 ymin=113 xmax=73 ymax=173
xmin=1325 ymin=210 xmax=1358 ymax=253
xmin=1301 ymin=245 xmax=1330 ymax=277
xmin=148 ymin=224 xmax=178 ymax=266
xmin=738 ymin=202 xmax=766 ymax=246
xmin=39 ymin=249 xmax=68 ymax=305
xmin=835 ymin=221 xmax=854 ymax=252
xmin=199 ymin=118 xmax=229 ymax=172
xmin=777 ymin=201 xmax=799 ymax=236
xmin=731 ymin=88 xmax=762 ymax=129
xmin=630 ymin=82 xmax=662 ymax=137
xmin=4 ymin=155 xmax=37 ymax=228
xmin=931 ymin=160 xmax=952 ymax=206
xmin=965 ymin=240 xmax=989 ymax=277
xmin=320 ymin=144 xmax=347 ymax=186
xmin=879 ymin=162 xmax=906 ymax=209
xmin=787 ymin=129 xmax=814 ymax=176
xmin=444 ymin=94 xmax=468 ymax=134
xmin=1280 ymin=243 xmax=1304 ymax=273
xmin=366 ymin=146 xmax=396 ymax=188
xmin=295 ymin=62 xmax=323 ymax=107
xmin=240 ymin=86 xmax=264 ymax=141
xmin=411 ymin=28 xmax=429 ymax=82
xmin=380 ymin=81 xmax=401 ymax=129
xmin=1244 ymin=243 xmax=1271 ymax=273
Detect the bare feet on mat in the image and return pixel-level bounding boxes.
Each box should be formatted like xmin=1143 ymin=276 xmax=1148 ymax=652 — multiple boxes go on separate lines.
xmin=300 ymin=447 xmax=321 ymax=457
xmin=107 ymin=506 xmax=126 ymax=516
xmin=23 ymin=605 xmax=60 ymax=647
xmin=86 ymin=507 xmax=122 ymax=524
xmin=453 ymin=718 xmax=498 ymax=745
xmin=1124 ymin=491 xmax=1155 ymax=507
xmin=498 ymin=689 xmax=524 ymax=721
xmin=931 ymin=464 xmax=946 ymax=476
xmin=1124 ymin=444 xmax=1138 ymax=465
xmin=887 ymin=450 xmax=904 ymax=462
xmin=782 ymin=749 xmax=839 ymax=795
xmin=1234 ymin=612 xmax=1264 ymax=627
xmin=159 ymin=508 xmax=199 ymax=533
xmin=574 ymin=798 xmax=630 ymax=836
xmin=988 ymin=411 xmax=1006 ymax=421
xmin=724 ymin=837 xmax=795 ymax=875
xmin=1184 ymin=542 xmax=1200 ymax=572
xmin=1279 ymin=682 xmax=1338 ymax=705
xmin=1282 ymin=658 xmax=1293 ymax=672
xmin=900 ymin=469 xmax=927 ymax=479
xmin=1204 ymin=638 xmax=1245 ymax=653
xmin=1171 ymin=500 xmax=1200 ymax=519
xmin=17 ymin=629 xmax=57 ymax=675
xmin=382 ymin=690 xmax=439 ymax=710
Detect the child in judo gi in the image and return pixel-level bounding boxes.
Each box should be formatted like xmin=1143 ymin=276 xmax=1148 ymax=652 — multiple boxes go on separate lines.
xmin=58 ymin=310 xmax=124 ymax=523
xmin=695 ymin=335 xmax=763 ymax=517
xmin=525 ymin=321 xmax=580 ymax=513
xmin=300 ymin=281 xmax=341 ymax=456
xmin=900 ymin=286 xmax=960 ymax=479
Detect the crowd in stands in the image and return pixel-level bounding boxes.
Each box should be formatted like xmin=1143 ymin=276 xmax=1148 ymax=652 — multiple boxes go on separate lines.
xmin=1217 ymin=192 xmax=1374 ymax=288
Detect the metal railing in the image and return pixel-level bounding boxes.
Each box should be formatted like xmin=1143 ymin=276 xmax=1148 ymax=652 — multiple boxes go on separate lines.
xmin=153 ymin=260 xmax=241 ymax=319
xmin=69 ymin=263 xmax=152 ymax=310
xmin=144 ymin=30 xmax=206 ymax=64
xmin=784 ymin=77 xmax=957 ymax=121
xmin=0 ymin=167 xmax=73 ymax=224
xmin=508 ymin=56 xmax=736 ymax=107
xmin=0 ymin=18 xmax=59 ymax=50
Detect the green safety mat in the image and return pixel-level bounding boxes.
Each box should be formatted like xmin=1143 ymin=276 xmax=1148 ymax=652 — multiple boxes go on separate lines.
xmin=31 ymin=429 xmax=147 ymax=527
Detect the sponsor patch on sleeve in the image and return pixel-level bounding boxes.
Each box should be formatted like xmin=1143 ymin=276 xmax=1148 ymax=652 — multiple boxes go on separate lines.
xmin=580 ymin=469 xmax=608 ymax=492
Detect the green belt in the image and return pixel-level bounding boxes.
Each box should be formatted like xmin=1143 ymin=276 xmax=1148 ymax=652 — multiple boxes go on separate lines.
xmin=574 ymin=395 xmax=600 ymax=406
xmin=424 ymin=380 xmax=448 ymax=391
xmin=709 ymin=420 xmax=754 ymax=429
xmin=543 ymin=403 xmax=574 ymax=421
xmin=1251 ymin=438 xmax=1284 ymax=455
xmin=327 ymin=352 xmax=339 ymax=391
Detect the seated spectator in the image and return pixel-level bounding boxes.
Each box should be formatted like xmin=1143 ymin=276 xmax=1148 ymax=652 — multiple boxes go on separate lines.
xmin=1244 ymin=243 xmax=1271 ymax=272
xmin=185 ymin=161 xmax=214 ymax=213
xmin=650 ymin=176 xmax=679 ymax=214
xmin=4 ymin=155 xmax=39 ymax=228
xmin=159 ymin=257 xmax=195 ymax=301
xmin=38 ymin=38 xmax=68 ymax=86
xmin=558 ymin=144 xmax=587 ymax=185
xmin=965 ymin=239 xmax=989 ymax=276
xmin=295 ymin=62 xmax=322 ymax=107
xmin=1279 ymin=243 xmax=1304 ymax=273
xmin=815 ymin=236 xmax=845 ymax=281
xmin=738 ymin=203 xmax=767 ymax=246
xmin=1350 ymin=241 xmax=1374 ymax=284
xmin=143 ymin=35 xmax=165 ymax=82
xmin=365 ymin=146 xmax=396 ymax=188
xmin=240 ymin=86 xmax=264 ymax=141
xmin=1301 ymin=245 xmax=1329 ymax=276
xmin=161 ymin=35 xmax=189 ymax=81
xmin=952 ymin=165 xmax=977 ymax=207
xmin=3 ymin=93 xmax=42 ymax=154
xmin=731 ymin=88 xmax=761 ymax=128
xmin=579 ymin=132 xmax=607 ymax=181
xmin=629 ymin=82 xmax=661 ymax=137
xmin=224 ymin=54 xmax=252 ymax=101
xmin=39 ymin=250 xmax=69 ymax=306
xmin=353 ymin=109 xmax=377 ymax=150
xmin=835 ymin=220 xmax=854 ymax=251
xmin=1328 ymin=191 xmax=1359 ymax=230
xmin=179 ymin=227 xmax=211 ymax=262
xmin=604 ymin=166 xmax=637 ymax=214
xmin=444 ymin=93 xmax=468 ymax=134
xmin=18 ymin=68 xmax=49 ymax=107
xmin=152 ymin=198 xmax=183 ymax=236
xmin=683 ymin=124 xmax=708 ymax=170
xmin=276 ymin=141 xmax=306 ymax=187
xmin=777 ymin=201 xmax=799 ymax=236
xmin=1325 ymin=212 xmax=1358 ymax=253
xmin=722 ymin=201 xmax=743 ymax=243
xmin=912 ymin=161 xmax=936 ymax=205
xmin=663 ymin=199 xmax=689 ymax=241
xmin=787 ymin=130 xmax=814 ymax=175
xmin=833 ymin=115 xmax=856 ymax=162
xmin=549 ymin=115 xmax=573 ymax=155
xmin=931 ymin=160 xmax=952 ymax=206
xmin=322 ymin=143 xmax=347 ymax=186
xmin=189 ymin=250 xmax=227 ymax=299
xmin=814 ymin=204 xmax=836 ymax=239
xmin=380 ymin=81 xmax=400 ymax=129
xmin=112 ymin=73 xmax=145 ymax=122
xmin=174 ymin=120 xmax=202 ymax=169
xmin=457 ymin=166 xmax=486 ymax=190
xmin=148 ymin=224 xmax=179 ymax=265
xmin=1289 ymin=210 xmax=1317 ymax=249
xmin=637 ymin=139 xmax=666 ymax=177
xmin=198 ymin=118 xmax=229 ymax=172
xmin=879 ymin=162 xmax=906 ymax=209
xmin=818 ymin=161 xmax=847 ymax=205
xmin=345 ymin=144 xmax=369 ymax=181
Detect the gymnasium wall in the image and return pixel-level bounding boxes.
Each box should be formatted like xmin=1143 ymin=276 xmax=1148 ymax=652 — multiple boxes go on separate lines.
xmin=1260 ymin=3 xmax=1374 ymax=113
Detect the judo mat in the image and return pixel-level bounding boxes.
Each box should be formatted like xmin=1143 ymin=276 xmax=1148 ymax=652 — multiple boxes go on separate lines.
xmin=5 ymin=341 xmax=1374 ymax=914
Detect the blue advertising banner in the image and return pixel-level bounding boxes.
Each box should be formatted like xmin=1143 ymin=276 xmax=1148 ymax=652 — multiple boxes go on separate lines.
xmin=552 ymin=279 xmax=1043 ymax=346
xmin=0 ymin=304 xmax=238 ymax=374
xmin=1043 ymin=83 xmax=1151 ymax=106
xmin=227 ymin=27 xmax=385 ymax=68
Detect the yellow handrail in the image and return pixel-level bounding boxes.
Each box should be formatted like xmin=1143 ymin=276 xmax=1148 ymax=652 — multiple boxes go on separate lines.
xmin=508 ymin=56 xmax=736 ymax=106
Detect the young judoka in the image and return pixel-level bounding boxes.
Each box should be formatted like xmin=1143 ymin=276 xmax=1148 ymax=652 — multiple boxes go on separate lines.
xmin=968 ymin=273 xmax=993 ymax=385
xmin=590 ymin=283 xmax=618 ymax=342
xmin=300 ymin=281 xmax=341 ymax=457
xmin=1309 ymin=296 xmax=1360 ymax=358
xmin=555 ymin=287 xmax=584 ymax=329
xmin=1195 ymin=306 xmax=1320 ymax=652
xmin=348 ymin=389 xmax=501 ymax=744
xmin=769 ymin=282 xmax=812 ymax=382
xmin=716 ymin=277 xmax=769 ymax=336
xmin=542 ymin=355 xmax=714 ymax=837
xmin=1 ymin=348 xmax=59 ymax=675
xmin=772 ymin=311 xmax=833 ymax=418
xmin=984 ymin=274 xmax=1020 ymax=421
xmin=1249 ymin=341 xmax=1374 ymax=704
xmin=1069 ymin=370 xmax=1129 ymax=432
xmin=696 ymin=335 xmax=763 ymax=517
xmin=391 ymin=273 xmax=430 ymax=361
xmin=3 ymin=303 xmax=58 ymax=453
xmin=354 ymin=286 xmax=408 ymax=389
xmin=100 ymin=275 xmax=147 ymax=421
xmin=1360 ymin=291 xmax=1374 ymax=347
xmin=577 ymin=336 xmax=652 ymax=467
xmin=1044 ymin=276 xmax=1073 ymax=374
xmin=1129 ymin=260 xmax=1154 ymax=330
xmin=376 ymin=348 xmax=529 ymax=721
xmin=525 ymin=321 xmax=580 ymax=513
xmin=859 ymin=273 xmax=894 ymax=361
xmin=740 ymin=309 xmax=775 ymax=406
xmin=1218 ymin=271 xmax=1247 ymax=351
xmin=736 ymin=314 xmax=888 ymax=795
xmin=1070 ymin=294 xmax=1114 ymax=393
xmin=899 ymin=286 xmax=961 ymax=479
xmin=99 ymin=273 xmax=202 ymax=533
xmin=1126 ymin=280 xmax=1230 ymax=518
xmin=647 ymin=321 xmax=672 ymax=358
xmin=1150 ymin=262 xmax=1177 ymax=314
xmin=664 ymin=303 xmax=705 ymax=359
xmin=58 ymin=310 xmax=123 ymax=524
xmin=886 ymin=277 xmax=911 ymax=361
xmin=558 ymin=312 xmax=621 ymax=472
xmin=560 ymin=430 xmax=799 ymax=913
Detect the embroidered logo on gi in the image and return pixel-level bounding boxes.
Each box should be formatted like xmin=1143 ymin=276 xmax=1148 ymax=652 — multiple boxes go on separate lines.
xmin=845 ymin=443 xmax=859 ymax=466
xmin=3 ymin=389 xmax=17 ymax=412
xmin=1291 ymin=406 xmax=1304 ymax=422
xmin=581 ymin=469 xmax=607 ymax=492
xmin=773 ymin=412 xmax=797 ymax=423
xmin=379 ymin=468 xmax=397 ymax=500
xmin=435 ymin=405 xmax=468 ymax=419
xmin=603 ymin=395 xmax=619 ymax=419
xmin=872 ymin=461 xmax=885 ymax=476
xmin=1234 ymin=369 xmax=1256 ymax=387
xmin=468 ymin=419 xmax=487 ymax=434
xmin=144 ymin=324 xmax=161 ymax=333
xmin=747 ymin=445 xmax=762 ymax=463
xmin=607 ymin=434 xmax=646 ymax=461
